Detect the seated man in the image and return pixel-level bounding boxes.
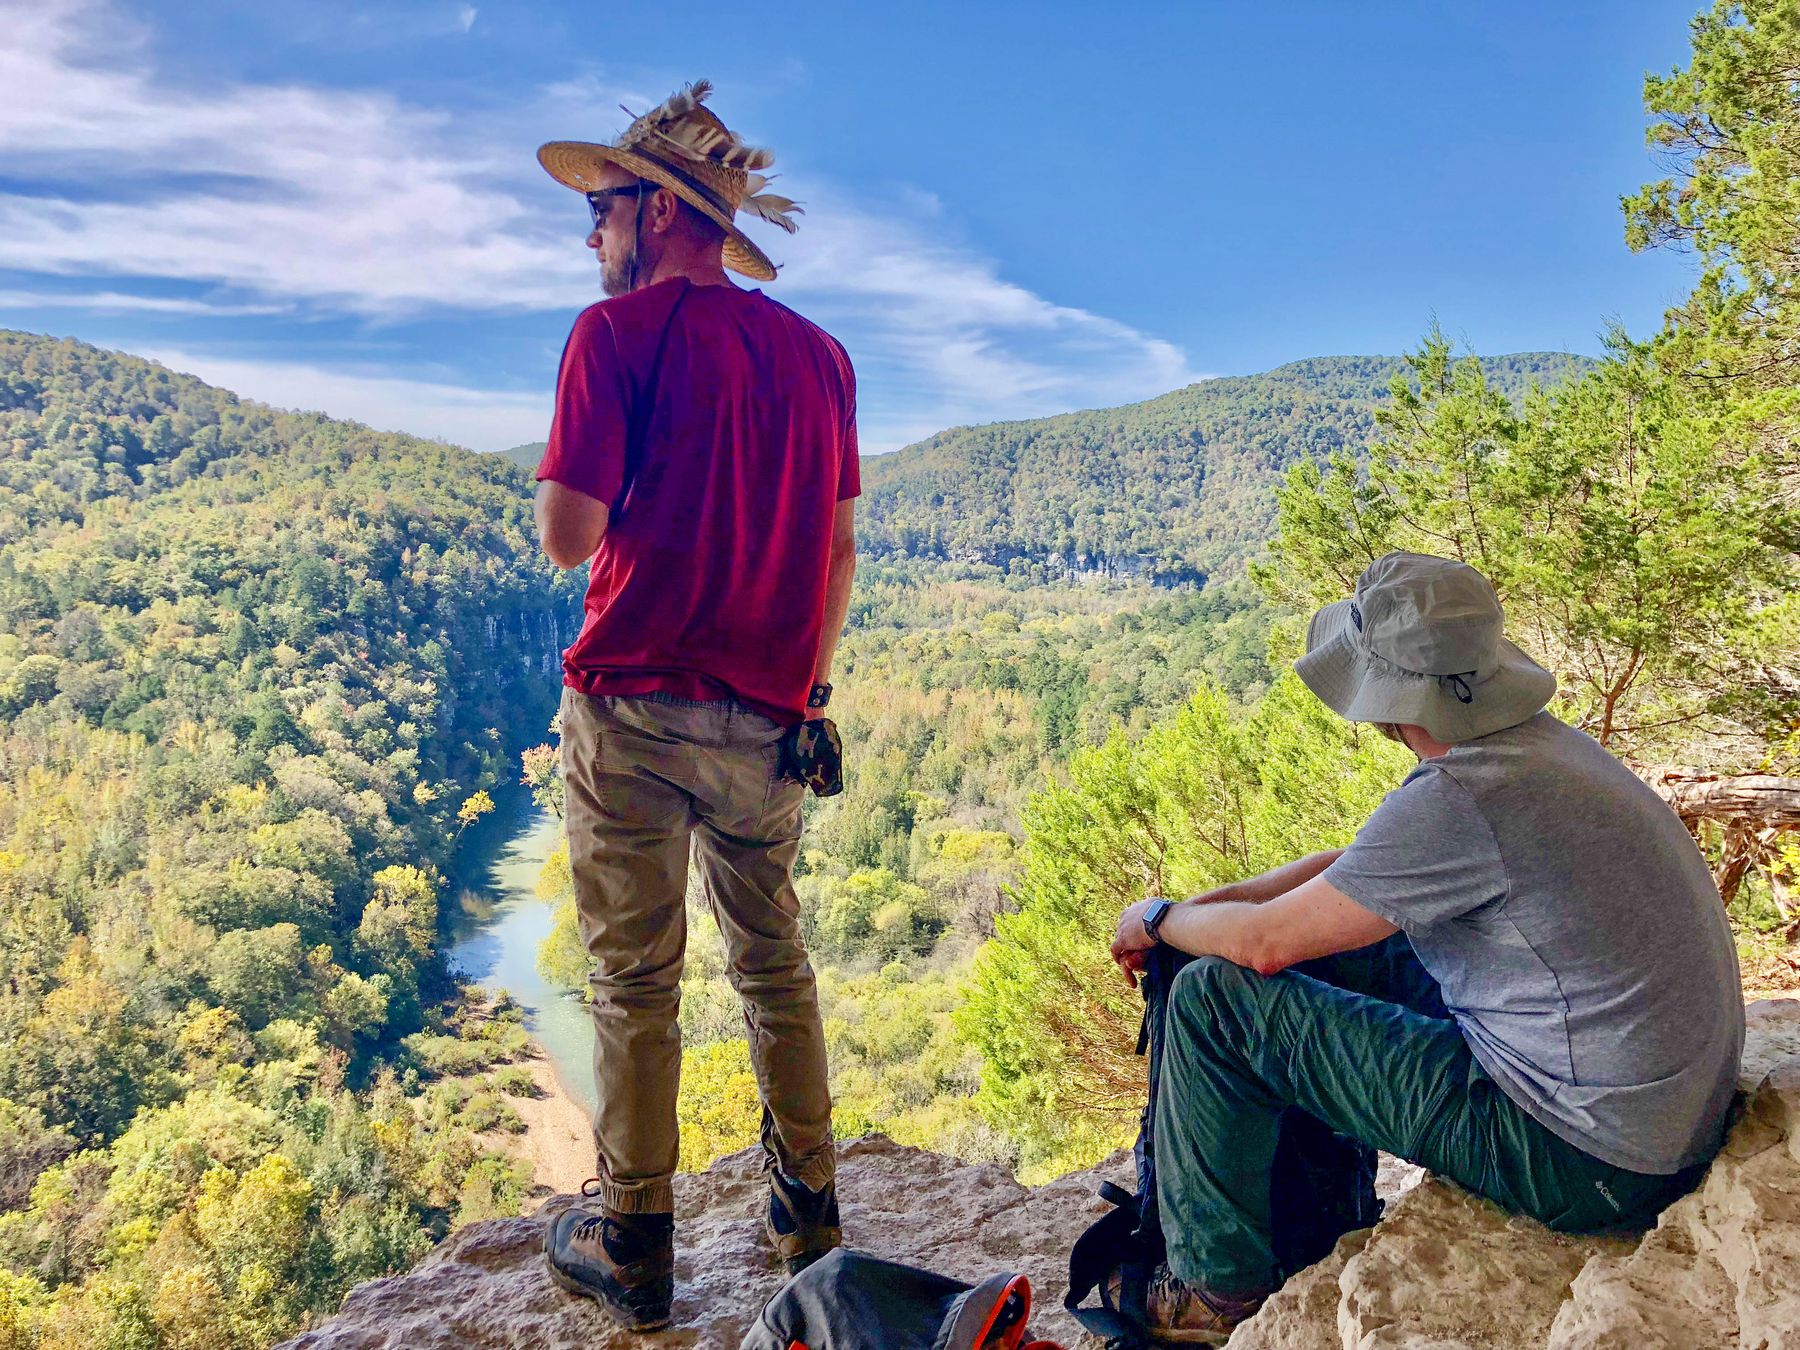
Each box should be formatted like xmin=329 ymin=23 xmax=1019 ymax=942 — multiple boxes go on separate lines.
xmin=1108 ymin=551 xmax=1744 ymax=1343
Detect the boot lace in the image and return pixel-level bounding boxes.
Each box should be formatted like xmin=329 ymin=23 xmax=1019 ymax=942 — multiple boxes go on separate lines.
xmin=572 ymin=1177 xmax=613 ymax=1243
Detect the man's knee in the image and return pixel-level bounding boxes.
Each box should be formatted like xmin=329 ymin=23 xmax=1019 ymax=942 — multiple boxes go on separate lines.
xmin=1169 ymin=956 xmax=1279 ymax=1043
xmin=1172 ymin=954 xmax=1266 ymax=1002
xmin=587 ymin=950 xmax=682 ymax=1012
xmin=727 ymin=943 xmax=818 ymax=1006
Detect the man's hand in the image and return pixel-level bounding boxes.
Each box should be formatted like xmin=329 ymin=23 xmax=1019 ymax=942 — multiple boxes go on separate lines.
xmin=1111 ymin=897 xmax=1165 ymax=989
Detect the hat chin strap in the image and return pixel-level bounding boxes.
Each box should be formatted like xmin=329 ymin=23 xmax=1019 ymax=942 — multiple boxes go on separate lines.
xmin=626 ymin=191 xmax=645 ymax=292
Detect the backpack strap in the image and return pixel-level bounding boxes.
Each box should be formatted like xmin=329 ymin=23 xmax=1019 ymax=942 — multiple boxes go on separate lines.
xmin=1063 ymin=1187 xmax=1152 ymax=1348
xmin=936 ymin=1272 xmax=1036 ymax=1350
xmin=1063 ymin=944 xmax=1197 ymax=1349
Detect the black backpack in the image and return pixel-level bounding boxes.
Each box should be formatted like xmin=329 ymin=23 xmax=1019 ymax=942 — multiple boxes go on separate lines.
xmin=1063 ymin=944 xmax=1382 ymax=1348
xmin=741 ymin=1248 xmax=1064 ymax=1350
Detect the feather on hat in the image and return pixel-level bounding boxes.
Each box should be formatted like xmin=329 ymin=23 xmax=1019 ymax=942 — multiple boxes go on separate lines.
xmin=537 ymin=80 xmax=801 ymax=281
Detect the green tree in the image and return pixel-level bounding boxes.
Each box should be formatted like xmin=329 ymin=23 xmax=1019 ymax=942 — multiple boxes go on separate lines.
xmin=207 ymin=925 xmax=308 ymax=1031
xmin=356 ymin=866 xmax=438 ymax=968
xmin=0 ymin=1100 xmax=75 ymax=1211
xmin=675 ymin=1041 xmax=762 ymax=1172
xmin=520 ymin=731 xmax=564 ymax=820
xmin=1623 ymin=0 xmax=1800 ymax=397
xmin=1621 ymin=0 xmax=1800 ymax=758
xmin=322 ymin=972 xmax=392 ymax=1049
xmin=1260 ymin=329 xmax=1794 ymax=760
xmin=962 ymin=676 xmax=1405 ymax=1177
xmin=809 ymin=869 xmax=944 ymax=963
xmin=456 ymin=790 xmax=496 ymax=832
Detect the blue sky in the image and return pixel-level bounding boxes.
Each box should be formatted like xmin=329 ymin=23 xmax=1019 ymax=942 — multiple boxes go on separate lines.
xmin=0 ymin=0 xmax=1703 ymax=453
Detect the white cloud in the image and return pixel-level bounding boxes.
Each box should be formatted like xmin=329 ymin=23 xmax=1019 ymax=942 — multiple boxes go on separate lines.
xmin=455 ymin=5 xmax=477 ymax=33
xmin=781 ymin=191 xmax=1197 ymax=449
xmin=0 ymin=0 xmax=588 ymax=315
xmin=0 ymin=0 xmax=1196 ymax=450
xmin=0 ymin=289 xmax=290 ymax=316
xmin=141 ymin=347 xmax=549 ymax=453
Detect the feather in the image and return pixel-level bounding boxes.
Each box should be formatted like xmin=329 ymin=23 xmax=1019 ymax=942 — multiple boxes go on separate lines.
xmin=642 ymin=79 xmax=713 ymax=127
xmin=662 ymin=79 xmax=713 ymax=116
xmin=641 ymin=126 xmax=714 ymax=166
xmin=741 ymin=191 xmax=803 ymax=233
xmin=719 ymin=141 xmax=774 ymax=171
xmin=613 ymin=80 xmax=789 ymax=199
xmin=662 ymin=121 xmax=727 ymax=156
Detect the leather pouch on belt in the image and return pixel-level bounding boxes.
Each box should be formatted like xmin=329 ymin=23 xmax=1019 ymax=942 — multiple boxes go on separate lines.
xmin=779 ymin=718 xmax=844 ymax=797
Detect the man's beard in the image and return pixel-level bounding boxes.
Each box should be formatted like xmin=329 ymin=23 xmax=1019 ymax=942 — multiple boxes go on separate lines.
xmin=600 ymin=251 xmax=637 ymax=298
xmin=600 ymin=205 xmax=644 ymax=297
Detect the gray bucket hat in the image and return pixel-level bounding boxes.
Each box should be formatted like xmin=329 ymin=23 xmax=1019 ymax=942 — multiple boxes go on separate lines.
xmin=1294 ymin=552 xmax=1556 ymax=742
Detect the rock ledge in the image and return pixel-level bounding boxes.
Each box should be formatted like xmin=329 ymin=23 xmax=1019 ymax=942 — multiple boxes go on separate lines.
xmin=283 ymin=1000 xmax=1800 ymax=1349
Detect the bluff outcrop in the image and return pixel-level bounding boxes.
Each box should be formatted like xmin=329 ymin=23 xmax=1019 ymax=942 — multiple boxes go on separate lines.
xmin=283 ymin=1000 xmax=1800 ymax=1349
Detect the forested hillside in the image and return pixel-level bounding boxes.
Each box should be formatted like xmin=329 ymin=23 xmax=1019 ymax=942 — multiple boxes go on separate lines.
xmin=499 ymin=442 xmax=546 ymax=474
xmin=966 ymin=0 xmax=1800 ymax=1172
xmin=859 ymin=352 xmax=1587 ymax=581
xmin=3 ymin=0 xmax=1790 ymax=1326
xmin=0 ymin=332 xmax=583 ymax=1346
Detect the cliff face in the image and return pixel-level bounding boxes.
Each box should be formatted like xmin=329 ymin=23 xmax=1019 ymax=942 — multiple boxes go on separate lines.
xmin=283 ymin=1000 xmax=1800 ymax=1349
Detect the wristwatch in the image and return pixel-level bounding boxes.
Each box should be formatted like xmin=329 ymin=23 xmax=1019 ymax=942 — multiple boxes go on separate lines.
xmin=1142 ymin=898 xmax=1174 ymax=943
xmin=806 ymin=682 xmax=833 ymax=710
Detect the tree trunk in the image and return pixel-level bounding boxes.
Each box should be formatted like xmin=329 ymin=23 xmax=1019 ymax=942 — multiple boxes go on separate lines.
xmin=1632 ymin=764 xmax=1800 ymax=904
xmin=1633 ymin=766 xmax=1800 ymax=828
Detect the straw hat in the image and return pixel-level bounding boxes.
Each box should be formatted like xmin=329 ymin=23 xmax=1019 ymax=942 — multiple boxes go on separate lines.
xmin=538 ymin=81 xmax=801 ymax=282
xmin=1294 ymin=552 xmax=1557 ymax=742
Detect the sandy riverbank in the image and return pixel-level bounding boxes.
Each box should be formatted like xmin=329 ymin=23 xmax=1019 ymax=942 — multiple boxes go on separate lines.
xmin=485 ymin=1049 xmax=595 ymax=1203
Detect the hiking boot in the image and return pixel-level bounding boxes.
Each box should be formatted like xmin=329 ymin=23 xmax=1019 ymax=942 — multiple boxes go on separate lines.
xmin=764 ymin=1168 xmax=841 ymax=1276
xmin=543 ymin=1197 xmax=675 ymax=1330
xmin=1103 ymin=1261 xmax=1266 ymax=1345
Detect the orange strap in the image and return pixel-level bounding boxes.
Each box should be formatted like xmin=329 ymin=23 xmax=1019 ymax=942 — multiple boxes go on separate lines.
xmin=975 ymin=1275 xmax=1038 ymax=1349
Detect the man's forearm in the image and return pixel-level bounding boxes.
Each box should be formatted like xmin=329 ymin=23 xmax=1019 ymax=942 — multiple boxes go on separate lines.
xmin=1156 ymin=901 xmax=1269 ymax=971
xmin=811 ymin=547 xmax=855 ymax=688
xmin=1201 ymin=850 xmax=1344 ymax=905
xmin=1155 ymin=875 xmax=1397 ymax=976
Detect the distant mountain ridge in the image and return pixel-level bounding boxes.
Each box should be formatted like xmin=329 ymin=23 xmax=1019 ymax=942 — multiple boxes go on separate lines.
xmin=858 ymin=352 xmax=1590 ymax=584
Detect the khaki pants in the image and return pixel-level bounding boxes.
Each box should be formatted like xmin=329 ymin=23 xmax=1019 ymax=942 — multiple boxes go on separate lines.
xmin=560 ymin=687 xmax=835 ymax=1213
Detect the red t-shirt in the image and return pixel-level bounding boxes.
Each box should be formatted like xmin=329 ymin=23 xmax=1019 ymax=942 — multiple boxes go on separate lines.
xmin=536 ymin=278 xmax=859 ymax=725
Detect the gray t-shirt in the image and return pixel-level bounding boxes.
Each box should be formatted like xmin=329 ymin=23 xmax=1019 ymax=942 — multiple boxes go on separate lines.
xmin=1324 ymin=712 xmax=1743 ymax=1174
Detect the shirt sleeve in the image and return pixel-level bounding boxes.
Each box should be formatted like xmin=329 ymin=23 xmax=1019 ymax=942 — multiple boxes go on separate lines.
xmin=536 ymin=306 xmax=631 ymax=506
xmin=1323 ymin=764 xmax=1507 ymax=931
xmin=835 ymin=344 xmax=861 ymax=502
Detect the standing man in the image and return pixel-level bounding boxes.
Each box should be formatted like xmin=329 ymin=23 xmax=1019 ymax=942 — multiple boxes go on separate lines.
xmin=532 ymin=82 xmax=857 ymax=1331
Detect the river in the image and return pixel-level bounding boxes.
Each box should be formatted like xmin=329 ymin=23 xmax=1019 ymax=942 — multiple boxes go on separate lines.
xmin=444 ymin=789 xmax=597 ymax=1111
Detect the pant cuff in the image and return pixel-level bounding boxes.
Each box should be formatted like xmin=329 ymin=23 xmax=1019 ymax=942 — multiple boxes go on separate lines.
xmin=773 ymin=1141 xmax=837 ymax=1192
xmin=593 ymin=1176 xmax=675 ymax=1215
xmin=1164 ymin=1239 xmax=1276 ymax=1300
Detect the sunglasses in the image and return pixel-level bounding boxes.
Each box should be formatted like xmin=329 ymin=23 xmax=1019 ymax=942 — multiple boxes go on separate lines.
xmin=586 ymin=182 xmax=655 ymax=229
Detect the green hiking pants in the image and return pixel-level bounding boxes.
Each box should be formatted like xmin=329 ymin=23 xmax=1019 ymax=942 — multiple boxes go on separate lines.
xmin=1157 ymin=937 xmax=1709 ymax=1295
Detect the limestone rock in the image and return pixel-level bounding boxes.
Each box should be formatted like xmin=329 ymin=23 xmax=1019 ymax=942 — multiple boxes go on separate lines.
xmin=1229 ymin=1230 xmax=1369 ymax=1350
xmin=1740 ymin=998 xmax=1800 ymax=1092
xmin=278 ymin=1136 xmax=1132 ymax=1349
xmin=1332 ymin=1180 xmax=1632 ymax=1349
xmin=288 ymin=1001 xmax=1800 ymax=1349
xmin=1546 ymin=1034 xmax=1800 ymax=1349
